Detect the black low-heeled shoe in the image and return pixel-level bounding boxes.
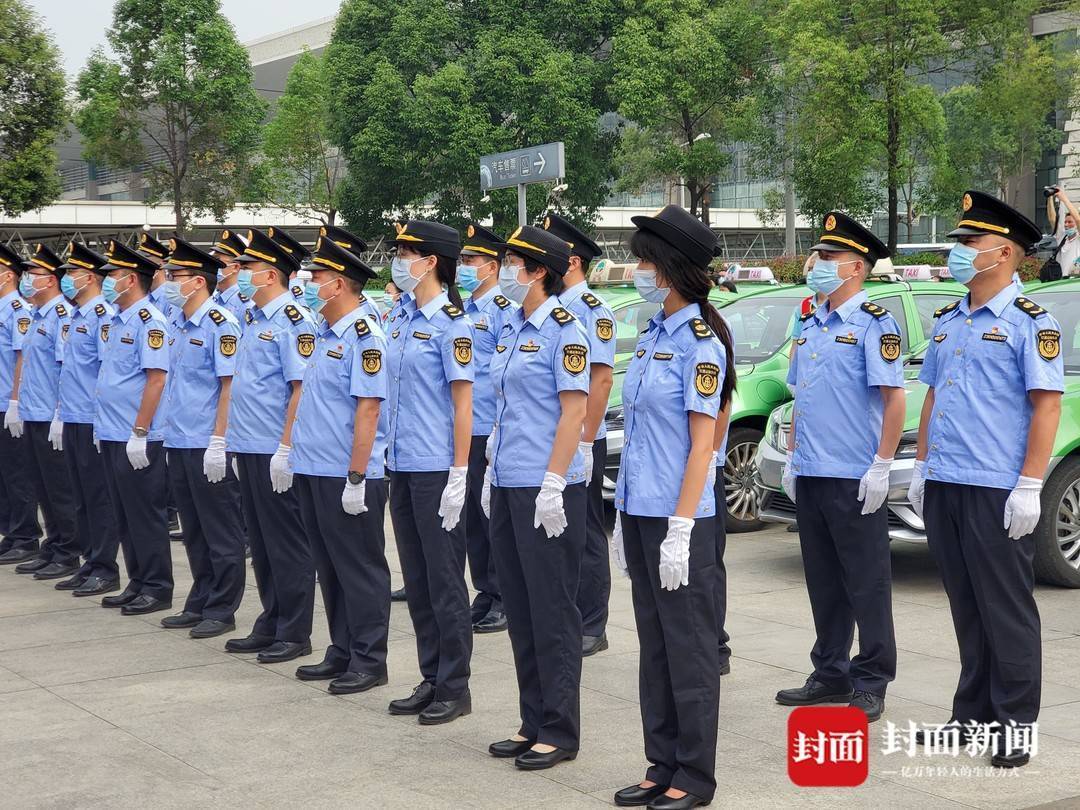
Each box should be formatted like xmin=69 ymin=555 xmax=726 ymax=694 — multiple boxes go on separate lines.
xmin=647 ymin=792 xmax=710 ymax=810
xmin=615 ymin=783 xmax=668 ymax=807
xmin=488 ymin=738 xmax=534 ymax=758
xmin=514 ymin=747 xmax=577 ymax=770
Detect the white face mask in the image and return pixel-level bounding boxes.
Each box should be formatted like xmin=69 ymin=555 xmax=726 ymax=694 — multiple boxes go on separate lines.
xmin=391 ymin=255 xmax=430 ymax=293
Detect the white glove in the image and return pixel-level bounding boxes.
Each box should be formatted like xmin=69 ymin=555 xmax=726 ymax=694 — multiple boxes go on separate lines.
xmin=707 ymin=450 xmax=720 ymax=488
xmin=438 ymin=466 xmax=468 ymax=531
xmin=93 ymin=428 xmax=100 ymax=453
xmin=481 ymin=465 xmax=492 ymax=518
xmin=534 ymin=471 xmax=568 ymax=539
xmin=485 ymin=428 xmax=495 ymax=463
xmin=231 ymin=456 xmax=239 ymax=479
xmin=610 ymin=511 xmax=629 ymax=578
xmin=781 ymin=462 xmax=797 ymax=504
xmin=579 ymin=441 xmax=594 ymax=482
xmin=126 ymin=433 xmax=149 ymax=470
xmin=1004 ymin=475 xmax=1042 ymax=540
xmin=269 ymin=443 xmax=293 ymax=493
xmin=48 ymin=412 xmax=64 ymax=452
xmin=659 ymin=516 xmax=694 ymax=591
xmin=908 ymin=459 xmax=926 ymax=519
xmin=4 ymin=400 xmax=23 ymax=438
xmin=858 ymin=454 xmax=893 ymax=515
xmin=203 ymin=435 xmax=227 ymax=483
xmin=341 ymin=478 xmax=368 ymax=515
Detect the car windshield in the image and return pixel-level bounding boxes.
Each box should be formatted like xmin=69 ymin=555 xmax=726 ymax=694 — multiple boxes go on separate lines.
xmin=1037 ymin=290 xmax=1080 ymax=375
xmin=720 ymin=296 xmax=803 ymax=363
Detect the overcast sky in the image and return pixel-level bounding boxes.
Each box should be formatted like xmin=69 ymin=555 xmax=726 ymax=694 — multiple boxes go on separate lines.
xmin=27 ymin=0 xmax=343 ymax=76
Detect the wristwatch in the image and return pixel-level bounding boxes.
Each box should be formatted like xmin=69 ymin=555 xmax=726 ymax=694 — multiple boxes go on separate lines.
xmin=347 ymin=471 xmax=365 ymax=485
xmin=132 ymin=426 xmax=149 ymax=438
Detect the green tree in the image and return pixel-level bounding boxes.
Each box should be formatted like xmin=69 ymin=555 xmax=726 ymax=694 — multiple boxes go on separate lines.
xmin=0 ymin=0 xmax=66 ymax=216
xmin=74 ymin=0 xmax=266 ymax=233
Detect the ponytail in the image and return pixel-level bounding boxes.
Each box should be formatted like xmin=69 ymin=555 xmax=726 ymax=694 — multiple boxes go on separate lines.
xmin=697 ymin=299 xmax=737 ymax=409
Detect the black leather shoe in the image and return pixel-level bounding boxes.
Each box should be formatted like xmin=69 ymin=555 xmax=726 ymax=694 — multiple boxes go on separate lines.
xmin=256 ymin=641 xmax=312 ymax=663
xmin=54 ymin=573 xmax=89 ymax=590
xmin=14 ymin=557 xmax=49 ymax=574
xmin=470 ymin=595 xmax=493 ymax=624
xmin=101 ymin=587 xmax=139 ymax=607
xmin=161 ymin=611 xmax=202 ymax=629
xmin=33 ymin=561 xmax=80 ymax=580
xmin=225 ymin=633 xmax=276 ymax=653
xmin=120 ymin=595 xmax=172 ymax=616
xmin=991 ymin=747 xmax=1031 ymax=768
xmin=390 ymin=587 xmax=407 ymax=602
xmin=582 ymin=634 xmax=609 ymax=657
xmin=473 ymin=607 xmax=507 ymax=634
xmin=73 ymin=576 xmax=120 ymax=597
xmin=0 ymin=547 xmax=39 ymax=564
xmin=514 ymin=746 xmax=576 ymax=770
xmin=647 ymin=792 xmax=709 ymax=809
xmin=615 ymin=784 xmax=668 ymax=807
xmin=388 ymin=682 xmax=436 ymax=715
xmin=189 ymin=619 xmax=235 ymax=639
xmin=849 ymin=690 xmax=885 ymax=722
xmin=489 ymin=738 xmax=535 ymax=758
xmin=296 ymin=659 xmax=348 ymax=681
xmin=775 ymin=676 xmax=854 ymax=706
xmin=328 ymin=672 xmax=388 ymax=695
xmin=418 ymin=691 xmax=472 ymax=725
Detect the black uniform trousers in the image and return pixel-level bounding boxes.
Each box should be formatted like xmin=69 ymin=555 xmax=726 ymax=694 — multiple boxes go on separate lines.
xmin=25 ymin=420 xmax=78 ymax=565
xmin=464 ymin=435 xmax=500 ymax=618
xmin=623 ymin=512 xmax=719 ymax=802
xmin=794 ymin=476 xmax=896 ymax=695
xmin=924 ymin=481 xmax=1041 ymax=726
xmin=296 ymin=474 xmax=390 ymax=676
xmin=576 ymin=438 xmax=610 ymax=638
xmin=490 ymin=483 xmax=586 ymax=751
xmin=713 ymin=471 xmax=730 ymax=664
xmin=168 ymin=448 xmax=245 ymax=622
xmin=63 ymin=423 xmax=119 ymax=580
xmin=389 ymin=470 xmax=472 ymax=701
xmin=235 ymin=453 xmax=314 ymax=644
xmin=100 ymin=440 xmax=172 ymax=600
xmin=0 ymin=413 xmax=40 ymax=554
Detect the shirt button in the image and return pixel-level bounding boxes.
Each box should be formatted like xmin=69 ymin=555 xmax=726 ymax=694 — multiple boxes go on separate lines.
xmin=931 ymin=444 xmax=938 ymax=450
xmin=947 ymin=379 xmax=953 ymax=386
xmin=811 ymin=353 xmax=817 ymax=359
xmin=928 ymin=467 xmax=934 ymax=475
xmin=822 ymin=326 xmax=829 ymax=332
xmin=965 ymin=319 xmax=972 ymax=325
xmin=955 ymin=349 xmax=962 ymax=356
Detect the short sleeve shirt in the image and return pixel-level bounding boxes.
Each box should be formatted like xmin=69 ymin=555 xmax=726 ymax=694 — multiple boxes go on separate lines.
xmin=59 ymin=296 xmax=114 ymax=424
xmin=0 ymin=292 xmax=31 ymax=404
xmin=19 ymin=295 xmax=70 ymax=422
xmin=559 ymin=281 xmax=616 ymax=439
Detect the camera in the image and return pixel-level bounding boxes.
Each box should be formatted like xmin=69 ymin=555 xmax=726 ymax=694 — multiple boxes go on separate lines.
xmin=1044 ymin=185 xmax=1060 ymax=198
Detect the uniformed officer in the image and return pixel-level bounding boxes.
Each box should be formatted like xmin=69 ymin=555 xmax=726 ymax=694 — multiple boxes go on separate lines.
xmin=459 ymin=223 xmax=513 ymax=634
xmin=315 ymin=224 xmax=382 ymax=326
xmin=209 ymin=228 xmax=253 ymax=323
xmin=288 ymin=237 xmax=392 ymax=694
xmin=54 ymin=242 xmax=121 ymax=596
xmin=609 ymin=205 xmax=734 ymax=810
xmin=384 ymin=219 xmax=475 ymax=725
xmin=224 ymin=228 xmax=317 ymax=664
xmin=482 ymin=225 xmax=589 ymax=770
xmin=543 ymin=212 xmax=615 ymax=657
xmin=157 ymin=238 xmax=246 ymax=639
xmin=909 ymin=191 xmax=1063 ymax=768
xmin=9 ymin=244 xmax=79 ymax=581
xmin=95 ymin=240 xmax=175 ymax=615
xmin=775 ymin=212 xmax=904 ymax=723
xmin=0 ymin=242 xmax=42 ymax=565
xmin=267 ymin=226 xmax=312 ymax=306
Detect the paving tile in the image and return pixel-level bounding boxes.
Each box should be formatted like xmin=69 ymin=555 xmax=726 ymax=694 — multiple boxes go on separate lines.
xmin=0 ymin=604 xmax=159 ymax=652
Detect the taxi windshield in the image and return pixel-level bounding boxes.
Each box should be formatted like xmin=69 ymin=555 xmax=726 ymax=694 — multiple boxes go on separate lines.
xmin=720 ymin=295 xmax=803 ymax=363
xmin=1037 ymin=290 xmax=1080 ymax=376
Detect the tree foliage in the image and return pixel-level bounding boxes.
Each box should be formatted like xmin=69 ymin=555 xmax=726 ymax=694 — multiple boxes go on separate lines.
xmin=74 ymin=0 xmax=266 ymax=233
xmin=0 ymin=0 xmax=67 ymax=216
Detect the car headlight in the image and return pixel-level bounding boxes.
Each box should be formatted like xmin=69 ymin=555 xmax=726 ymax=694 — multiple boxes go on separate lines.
xmin=605 ymin=405 xmax=624 ymax=432
xmin=895 ymin=429 xmax=919 ymax=458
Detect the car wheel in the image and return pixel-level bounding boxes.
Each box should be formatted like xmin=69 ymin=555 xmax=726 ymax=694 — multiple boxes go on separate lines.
xmin=1033 ymin=455 xmax=1080 ymax=588
xmin=725 ymin=426 xmax=765 ymax=533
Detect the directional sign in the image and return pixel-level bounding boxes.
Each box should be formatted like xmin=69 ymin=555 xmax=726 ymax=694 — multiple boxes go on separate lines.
xmin=480 ymin=142 xmax=565 ymax=191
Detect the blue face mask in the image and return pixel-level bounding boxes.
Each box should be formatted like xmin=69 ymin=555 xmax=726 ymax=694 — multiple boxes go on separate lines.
xmin=162 ymin=280 xmax=192 ymax=307
xmin=457 ymin=263 xmax=480 ymax=293
xmin=60 ymin=275 xmax=77 ymax=299
xmin=633 ymin=269 xmax=669 ymax=303
xmin=102 ymin=275 xmax=124 ymax=304
xmin=806 ymin=259 xmax=857 ymax=295
xmin=303 ymin=280 xmax=336 ymax=313
xmin=19 ymin=275 xmax=37 ymax=299
xmin=499 ymin=262 xmax=534 ymax=305
xmin=947 ymin=243 xmax=1002 ymax=286
xmin=1067 ymin=227 xmax=1077 ymax=238
xmin=237 ymin=269 xmax=260 ymax=299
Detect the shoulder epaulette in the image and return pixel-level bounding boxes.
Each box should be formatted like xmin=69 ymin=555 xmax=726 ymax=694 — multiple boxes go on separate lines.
xmin=55 ymin=303 xmax=67 ymax=317
xmin=800 ymin=309 xmax=815 ymax=322
xmin=284 ymin=304 xmax=303 ymax=324
xmin=442 ymin=303 xmax=464 ymax=319
xmin=551 ymin=306 xmax=574 ymax=326
xmin=934 ymin=300 xmax=959 ymax=319
xmin=138 ymin=308 xmax=151 ymax=323
xmin=355 ymin=318 xmax=370 ymax=337
xmin=207 ymin=308 xmax=226 ymax=325
xmin=11 ymin=299 xmax=21 ymax=311
xmin=94 ymin=303 xmax=106 ymax=317
xmin=1013 ymin=297 xmax=1046 ymax=319
xmin=581 ymin=291 xmax=602 ymax=309
xmin=493 ymin=294 xmax=511 ymax=309
xmin=690 ymin=318 xmax=714 ymax=340
xmin=861 ymin=301 xmax=887 ymax=319
xmin=245 ymin=309 xmax=254 ymax=325
xmin=357 ymin=292 xmax=367 ymax=304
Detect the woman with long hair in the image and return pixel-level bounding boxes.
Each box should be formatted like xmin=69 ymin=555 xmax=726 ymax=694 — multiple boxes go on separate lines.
xmin=610 ymin=205 xmax=737 ymax=810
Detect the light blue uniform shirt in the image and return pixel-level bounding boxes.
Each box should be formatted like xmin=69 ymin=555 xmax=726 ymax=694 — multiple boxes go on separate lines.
xmin=616 ymin=304 xmax=727 ymax=518
xmin=464 ymin=286 xmax=517 ymax=437
xmin=385 ymin=291 xmax=475 ymax=472
xmin=20 ymin=294 xmax=69 ymax=422
xmin=0 ymin=292 xmax=31 ymax=404
xmin=163 ymin=298 xmax=241 ymax=449
xmin=559 ymin=281 xmax=616 ymax=440
xmin=292 ymin=307 xmax=389 ymax=479
xmin=919 ymin=283 xmax=1064 ymax=490
xmin=95 ymin=297 xmax=171 ymax=441
xmin=213 ymin=285 xmax=251 ymax=325
xmin=786 ymin=290 xmax=904 ymax=479
xmin=489 ymin=295 xmax=590 ymax=487
xmin=227 ymin=292 xmax=315 ymax=455
xmin=59 ymin=295 xmax=114 ymax=424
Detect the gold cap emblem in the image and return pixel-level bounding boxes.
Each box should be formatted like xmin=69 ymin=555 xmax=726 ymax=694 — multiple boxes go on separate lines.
xmin=825 ymin=214 xmax=836 ymax=231
xmin=962 ymin=193 xmax=973 ymax=211
xmin=467 ymin=225 xmax=475 ymax=238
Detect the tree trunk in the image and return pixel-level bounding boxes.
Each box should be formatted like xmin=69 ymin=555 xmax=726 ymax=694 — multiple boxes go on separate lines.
xmin=687 ymin=180 xmax=701 ymax=217
xmin=327 ymin=209 xmax=337 ymax=225
xmin=784 ymin=165 xmax=796 ymax=256
xmin=700 ymin=185 xmax=711 ymax=228
xmin=172 ymin=173 xmax=184 ymax=236
xmin=886 ymin=101 xmax=900 ymax=254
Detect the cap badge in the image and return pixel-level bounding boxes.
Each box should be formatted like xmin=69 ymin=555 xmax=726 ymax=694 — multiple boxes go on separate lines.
xmin=962 ymin=193 xmax=973 ymax=211
xmin=467 ymin=225 xmax=475 ymax=238
xmin=825 ymin=214 xmax=836 ymax=231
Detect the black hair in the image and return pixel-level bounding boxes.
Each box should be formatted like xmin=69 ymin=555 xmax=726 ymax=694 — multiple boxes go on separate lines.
xmin=344 ymin=276 xmax=365 ymax=296
xmin=719 ymin=279 xmax=737 ymax=293
xmin=510 ymin=251 xmax=565 ymax=297
xmin=629 ymin=229 xmax=737 ymax=409
xmin=132 ymin=273 xmax=151 ymax=294
xmin=418 ymin=247 xmax=463 ymax=309
xmin=199 ymin=272 xmax=218 ymax=295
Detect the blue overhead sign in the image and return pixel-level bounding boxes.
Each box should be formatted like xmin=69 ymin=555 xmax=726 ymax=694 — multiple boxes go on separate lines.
xmin=480 ymin=142 xmax=565 ymax=191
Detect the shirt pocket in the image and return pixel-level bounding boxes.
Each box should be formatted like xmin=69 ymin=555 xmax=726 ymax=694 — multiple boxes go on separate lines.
xmin=180 ymin=339 xmax=212 ymax=370
xmin=969 ymin=331 xmax=1020 ymax=388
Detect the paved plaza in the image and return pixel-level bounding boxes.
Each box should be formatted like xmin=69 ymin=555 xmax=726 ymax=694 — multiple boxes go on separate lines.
xmin=1 ymin=520 xmax=1079 ymax=809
